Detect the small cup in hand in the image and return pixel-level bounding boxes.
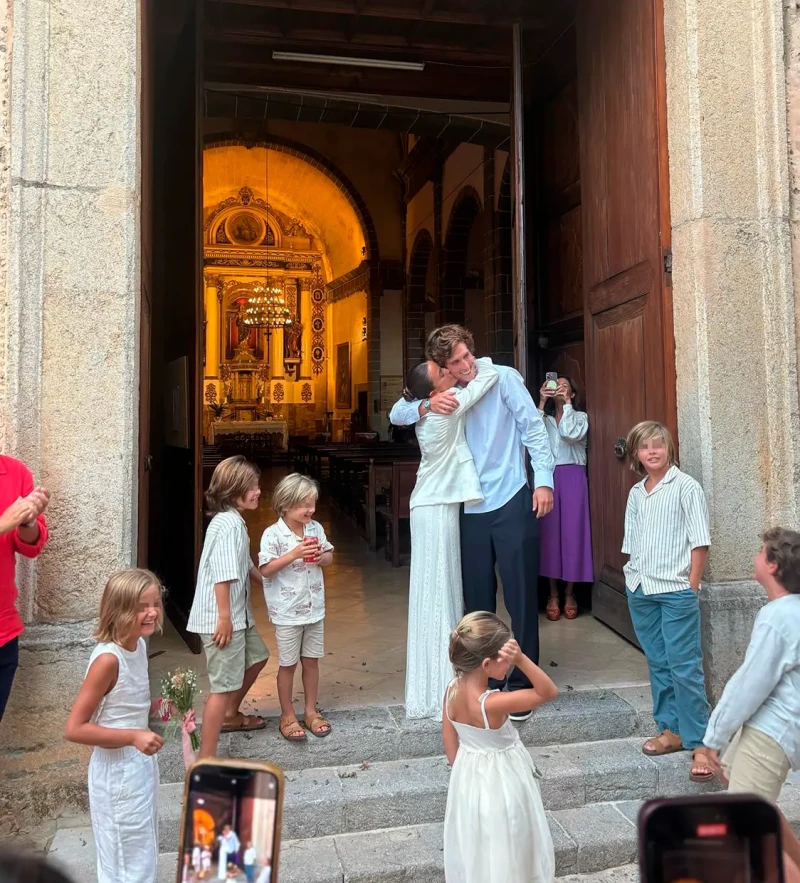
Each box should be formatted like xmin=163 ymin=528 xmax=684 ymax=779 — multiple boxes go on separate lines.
xmin=302 ymin=537 xmax=320 ymax=564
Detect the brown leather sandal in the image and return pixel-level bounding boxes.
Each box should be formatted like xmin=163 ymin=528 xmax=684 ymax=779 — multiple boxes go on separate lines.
xmin=221 ymin=712 xmax=266 ymax=733
xmin=642 ymin=729 xmax=684 ymax=756
xmin=546 ymin=597 xmax=561 ymax=621
xmin=564 ymin=598 xmax=579 ymax=620
xmin=279 ymin=716 xmax=307 ymax=743
xmin=304 ymin=712 xmax=332 ymax=738
xmin=690 ymin=748 xmax=716 ymax=783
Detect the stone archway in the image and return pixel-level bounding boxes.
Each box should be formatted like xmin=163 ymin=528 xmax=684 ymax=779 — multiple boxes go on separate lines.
xmin=441 ymin=186 xmax=482 ymax=325
xmin=406 ymin=229 xmax=434 ymax=373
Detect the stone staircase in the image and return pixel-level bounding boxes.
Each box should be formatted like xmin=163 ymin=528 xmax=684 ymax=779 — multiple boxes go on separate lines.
xmin=45 ymin=687 xmax=800 ymax=883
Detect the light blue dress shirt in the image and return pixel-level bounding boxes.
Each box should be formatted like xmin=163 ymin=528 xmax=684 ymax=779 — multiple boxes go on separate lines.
xmin=704 ymin=594 xmax=800 ymax=770
xmin=388 ymin=364 xmax=554 ymax=515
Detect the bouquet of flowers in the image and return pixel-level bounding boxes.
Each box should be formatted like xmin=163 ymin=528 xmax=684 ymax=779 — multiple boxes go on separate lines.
xmin=157 ymin=667 xmax=201 ymax=767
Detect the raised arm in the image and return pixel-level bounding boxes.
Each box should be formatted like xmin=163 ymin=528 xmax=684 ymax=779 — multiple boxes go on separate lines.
xmin=500 ymin=369 xmax=555 ymax=490
xmin=557 ymin=406 xmax=588 ymax=443
xmin=452 ymin=358 xmax=498 ymax=412
xmin=389 ymin=397 xmax=423 ymax=426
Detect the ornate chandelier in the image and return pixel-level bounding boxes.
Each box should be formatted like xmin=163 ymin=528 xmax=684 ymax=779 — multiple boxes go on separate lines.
xmin=243 ymin=278 xmax=292 ymax=329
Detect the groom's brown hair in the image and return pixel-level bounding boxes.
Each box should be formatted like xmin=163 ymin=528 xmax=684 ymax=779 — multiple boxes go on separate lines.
xmin=426 ymin=324 xmax=475 ymax=367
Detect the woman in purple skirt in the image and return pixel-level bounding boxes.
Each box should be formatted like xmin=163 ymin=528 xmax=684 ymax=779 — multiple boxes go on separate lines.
xmin=538 ymin=376 xmax=593 ymax=621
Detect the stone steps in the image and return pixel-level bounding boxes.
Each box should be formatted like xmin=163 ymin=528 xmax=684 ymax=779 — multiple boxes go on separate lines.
xmin=46 ymin=784 xmax=800 ymax=883
xmin=155 ymin=686 xmax=652 ymax=783
xmin=157 ymin=735 xmax=721 ymax=849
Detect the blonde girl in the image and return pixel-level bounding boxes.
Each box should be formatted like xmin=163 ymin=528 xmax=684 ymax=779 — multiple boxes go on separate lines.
xmin=442 ymin=612 xmax=557 ymax=883
xmin=65 ymin=568 xmax=164 ymax=883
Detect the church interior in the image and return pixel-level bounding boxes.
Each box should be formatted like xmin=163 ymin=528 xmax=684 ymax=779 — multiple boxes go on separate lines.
xmin=144 ymin=0 xmax=655 ymax=709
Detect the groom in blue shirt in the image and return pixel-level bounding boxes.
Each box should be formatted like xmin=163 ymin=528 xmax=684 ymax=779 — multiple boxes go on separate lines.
xmin=390 ymin=325 xmax=555 ymax=719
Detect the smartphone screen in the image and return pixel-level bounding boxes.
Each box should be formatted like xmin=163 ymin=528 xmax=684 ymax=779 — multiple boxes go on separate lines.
xmin=179 ymin=762 xmax=281 ymax=883
xmin=640 ymin=796 xmax=783 ymax=883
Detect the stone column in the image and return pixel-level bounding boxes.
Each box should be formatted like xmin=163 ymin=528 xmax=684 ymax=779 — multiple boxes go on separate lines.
xmin=664 ymin=0 xmax=800 ymax=700
xmin=204 ymin=274 xmax=222 ymax=382
xmin=0 ymin=0 xmax=141 ymax=779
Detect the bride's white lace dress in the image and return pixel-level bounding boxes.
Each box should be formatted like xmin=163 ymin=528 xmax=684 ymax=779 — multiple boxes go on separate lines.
xmin=405 ymin=359 xmax=498 ymax=720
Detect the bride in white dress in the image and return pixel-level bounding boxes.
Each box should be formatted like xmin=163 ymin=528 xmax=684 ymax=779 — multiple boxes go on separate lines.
xmin=404 ymin=356 xmax=498 ymax=720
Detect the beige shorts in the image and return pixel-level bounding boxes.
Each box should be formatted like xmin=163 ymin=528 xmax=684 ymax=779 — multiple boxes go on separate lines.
xmin=723 ymin=726 xmax=790 ymax=803
xmin=274 ymin=620 xmax=324 ymax=667
xmin=200 ymin=625 xmax=270 ymax=694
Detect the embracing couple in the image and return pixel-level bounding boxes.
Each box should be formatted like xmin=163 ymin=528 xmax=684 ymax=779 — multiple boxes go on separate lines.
xmin=390 ymin=325 xmax=556 ymax=721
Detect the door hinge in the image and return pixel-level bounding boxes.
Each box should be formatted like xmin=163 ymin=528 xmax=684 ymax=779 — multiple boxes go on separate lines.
xmin=144 ymin=454 xmax=154 ymax=472
xmin=663 ymin=248 xmax=673 ymax=275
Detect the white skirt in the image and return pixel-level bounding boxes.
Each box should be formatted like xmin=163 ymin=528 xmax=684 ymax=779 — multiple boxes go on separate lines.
xmin=444 ymin=743 xmax=555 ymax=883
xmin=405 ymin=503 xmax=464 ymax=720
xmin=89 ymin=746 xmax=159 ymax=883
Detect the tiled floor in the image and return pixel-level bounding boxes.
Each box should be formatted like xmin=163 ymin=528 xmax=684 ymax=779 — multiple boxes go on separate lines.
xmin=148 ymin=468 xmax=649 ymax=718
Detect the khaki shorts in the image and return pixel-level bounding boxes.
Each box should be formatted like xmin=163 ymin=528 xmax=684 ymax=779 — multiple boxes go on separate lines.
xmin=274 ymin=620 xmax=324 ymax=667
xmin=723 ymin=726 xmax=790 ymax=803
xmin=200 ymin=625 xmax=270 ymax=694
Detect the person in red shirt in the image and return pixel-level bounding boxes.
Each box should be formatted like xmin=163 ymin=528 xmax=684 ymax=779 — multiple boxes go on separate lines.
xmin=0 ymin=455 xmax=49 ymax=722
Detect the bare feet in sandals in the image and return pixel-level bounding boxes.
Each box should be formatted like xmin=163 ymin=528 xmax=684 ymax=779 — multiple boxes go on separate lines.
xmin=304 ymin=711 xmax=332 ymax=738
xmin=642 ymin=729 xmax=683 ymax=756
xmin=280 ymin=716 xmax=307 ymax=743
xmin=690 ymin=747 xmax=716 ymax=783
xmin=221 ymin=712 xmax=266 ymax=733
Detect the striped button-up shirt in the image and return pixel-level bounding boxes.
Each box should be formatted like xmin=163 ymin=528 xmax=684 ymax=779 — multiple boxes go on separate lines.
xmin=187 ymin=509 xmax=255 ymax=634
xmin=622 ymin=466 xmax=711 ymax=595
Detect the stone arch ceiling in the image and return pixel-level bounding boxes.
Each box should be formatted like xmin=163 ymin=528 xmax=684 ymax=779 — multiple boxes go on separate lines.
xmin=203 ymin=146 xmax=366 ymax=280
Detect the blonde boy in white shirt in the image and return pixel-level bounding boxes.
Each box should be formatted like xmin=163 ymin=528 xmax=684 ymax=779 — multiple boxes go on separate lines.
xmin=259 ymin=473 xmax=334 ymax=742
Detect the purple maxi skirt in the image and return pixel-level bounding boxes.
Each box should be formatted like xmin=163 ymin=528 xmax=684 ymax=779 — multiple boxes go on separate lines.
xmin=539 ymin=464 xmax=594 ymax=583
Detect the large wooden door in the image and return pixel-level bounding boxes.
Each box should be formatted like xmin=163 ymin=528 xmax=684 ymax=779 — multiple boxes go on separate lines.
xmin=576 ymin=0 xmax=675 ymax=644
xmin=147 ymin=0 xmax=203 ymax=651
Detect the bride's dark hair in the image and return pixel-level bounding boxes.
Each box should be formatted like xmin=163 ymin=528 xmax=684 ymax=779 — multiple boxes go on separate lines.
xmin=402 ymin=361 xmax=435 ymax=402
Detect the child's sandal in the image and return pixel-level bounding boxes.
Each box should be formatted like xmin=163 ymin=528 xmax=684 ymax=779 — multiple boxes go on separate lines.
xmin=280 ymin=717 xmax=307 ymax=742
xmin=304 ymin=712 xmax=332 ymax=737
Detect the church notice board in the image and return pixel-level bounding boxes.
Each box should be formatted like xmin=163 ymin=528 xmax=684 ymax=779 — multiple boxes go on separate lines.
xmin=379 ymin=376 xmax=404 ymax=414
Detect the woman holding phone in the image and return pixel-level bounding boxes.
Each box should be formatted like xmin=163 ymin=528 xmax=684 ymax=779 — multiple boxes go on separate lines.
xmin=538 ymin=375 xmax=593 ymax=620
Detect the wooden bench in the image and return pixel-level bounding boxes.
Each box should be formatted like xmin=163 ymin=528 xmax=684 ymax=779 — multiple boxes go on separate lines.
xmin=376 ymin=461 xmax=418 ymax=567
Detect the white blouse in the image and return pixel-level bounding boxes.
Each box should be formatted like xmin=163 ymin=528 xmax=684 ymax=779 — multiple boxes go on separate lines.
xmin=539 ymin=404 xmax=588 ymax=467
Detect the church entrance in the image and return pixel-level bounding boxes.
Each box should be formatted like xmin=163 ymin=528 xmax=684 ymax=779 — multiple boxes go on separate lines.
xmin=140 ymin=0 xmax=673 ymax=708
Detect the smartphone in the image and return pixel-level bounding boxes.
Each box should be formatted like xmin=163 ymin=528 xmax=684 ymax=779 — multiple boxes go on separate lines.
xmin=545 ymin=371 xmax=558 ymax=390
xmin=177 ymin=758 xmax=284 ymax=883
xmin=639 ymin=795 xmax=784 ymax=883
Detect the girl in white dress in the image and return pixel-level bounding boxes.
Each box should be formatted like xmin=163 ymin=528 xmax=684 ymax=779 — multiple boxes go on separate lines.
xmin=65 ymin=569 xmax=164 ymax=883
xmin=403 ymin=357 xmax=498 ymax=720
xmin=443 ymin=612 xmax=558 ymax=883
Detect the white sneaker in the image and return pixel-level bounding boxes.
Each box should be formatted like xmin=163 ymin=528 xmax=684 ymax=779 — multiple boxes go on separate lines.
xmin=509 ymin=709 xmax=532 ymax=722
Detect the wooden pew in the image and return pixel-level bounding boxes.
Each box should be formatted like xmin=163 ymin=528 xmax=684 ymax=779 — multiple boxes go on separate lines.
xmin=377 ymin=461 xmax=419 ymax=567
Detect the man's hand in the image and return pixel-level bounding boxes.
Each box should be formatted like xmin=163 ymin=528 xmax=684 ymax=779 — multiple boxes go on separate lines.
xmin=429 ymin=390 xmax=458 ymax=415
xmin=532 ymin=487 xmax=554 ymax=518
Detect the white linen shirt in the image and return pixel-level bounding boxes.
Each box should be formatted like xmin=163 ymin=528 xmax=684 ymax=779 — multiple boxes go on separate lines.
xmin=259 ymin=518 xmax=333 ymax=626
xmin=539 ymin=405 xmax=588 ymax=467
xmin=622 ymin=466 xmax=711 ymax=595
xmin=389 ymin=364 xmax=554 ymax=514
xmin=187 ymin=510 xmax=255 ymax=635
xmin=704 ymin=594 xmax=800 ymax=770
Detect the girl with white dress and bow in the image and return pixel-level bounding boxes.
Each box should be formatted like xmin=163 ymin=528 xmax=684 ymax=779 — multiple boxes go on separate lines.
xmin=403 ymin=357 xmax=498 ymax=720
xmin=65 ymin=569 xmax=164 ymax=883
xmin=443 ymin=611 xmax=557 ymax=883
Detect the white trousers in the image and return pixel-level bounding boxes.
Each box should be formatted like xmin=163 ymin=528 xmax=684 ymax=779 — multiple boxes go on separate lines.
xmin=89 ymin=747 xmax=159 ymax=883
xmin=405 ymin=503 xmax=464 ymax=720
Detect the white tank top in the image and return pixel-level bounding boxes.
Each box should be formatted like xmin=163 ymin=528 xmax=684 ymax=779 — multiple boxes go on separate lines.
xmin=87 ymin=638 xmax=150 ymax=731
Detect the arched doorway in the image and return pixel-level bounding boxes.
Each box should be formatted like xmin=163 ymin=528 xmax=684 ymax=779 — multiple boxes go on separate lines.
xmin=441 ymin=186 xmax=483 ymax=328
xmin=405 ymin=229 xmax=433 ymax=373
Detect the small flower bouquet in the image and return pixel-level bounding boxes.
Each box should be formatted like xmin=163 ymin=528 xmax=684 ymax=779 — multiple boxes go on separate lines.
xmin=157 ymin=667 xmax=200 ymax=767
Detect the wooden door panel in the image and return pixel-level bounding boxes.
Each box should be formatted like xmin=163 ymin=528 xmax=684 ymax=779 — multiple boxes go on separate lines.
xmin=577 ymin=0 xmax=673 ymax=644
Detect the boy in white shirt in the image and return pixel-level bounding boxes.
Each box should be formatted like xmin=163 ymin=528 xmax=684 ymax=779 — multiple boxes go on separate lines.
xmin=243 ymin=841 xmax=257 ymax=883
xmin=259 ymin=473 xmax=334 ymax=742
xmin=704 ymin=526 xmax=800 ymax=870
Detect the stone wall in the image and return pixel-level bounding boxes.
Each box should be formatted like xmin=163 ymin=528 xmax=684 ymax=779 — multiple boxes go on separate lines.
xmin=0 ymin=0 xmax=10 ymax=456
xmin=0 ymin=0 xmax=141 ymax=828
xmin=664 ymin=0 xmax=800 ymax=700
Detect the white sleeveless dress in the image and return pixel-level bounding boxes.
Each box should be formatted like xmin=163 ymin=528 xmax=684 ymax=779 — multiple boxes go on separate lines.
xmin=444 ymin=687 xmax=555 ymax=883
xmin=87 ymin=638 xmax=159 ymax=883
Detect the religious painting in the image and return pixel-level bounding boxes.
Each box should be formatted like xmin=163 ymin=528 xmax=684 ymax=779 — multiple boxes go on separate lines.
xmin=335 ymin=342 xmax=351 ymax=410
xmin=225 ymin=211 xmax=265 ymax=246
xmin=224 ymin=299 xmax=264 ymax=361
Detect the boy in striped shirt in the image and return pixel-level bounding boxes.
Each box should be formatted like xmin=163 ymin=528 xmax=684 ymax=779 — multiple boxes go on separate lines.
xmin=623 ymin=421 xmax=713 ymax=783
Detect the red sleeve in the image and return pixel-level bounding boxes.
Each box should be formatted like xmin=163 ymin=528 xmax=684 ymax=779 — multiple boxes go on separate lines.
xmin=11 ymin=461 xmax=48 ymax=558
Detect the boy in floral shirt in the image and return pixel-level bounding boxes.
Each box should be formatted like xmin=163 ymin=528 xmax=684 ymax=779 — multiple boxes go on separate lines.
xmin=259 ymin=473 xmax=333 ymax=743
